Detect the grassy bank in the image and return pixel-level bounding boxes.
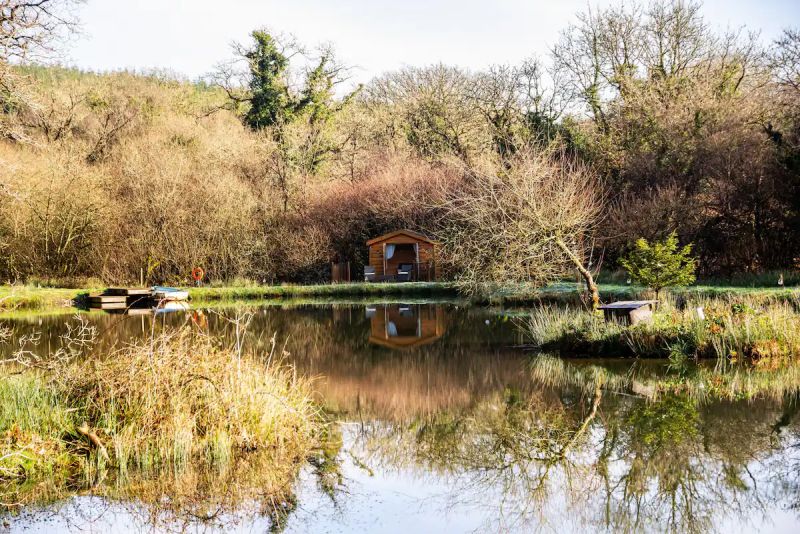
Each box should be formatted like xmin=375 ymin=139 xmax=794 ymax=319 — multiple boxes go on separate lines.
xmin=1 ymin=280 xmax=797 ymax=316
xmin=0 ymin=328 xmax=321 ymax=511
xmin=0 ymin=282 xmax=458 ymax=315
xmin=190 ymin=281 xmax=459 ymax=303
xmin=524 ymin=295 xmax=800 ymax=362
xmin=485 ymin=281 xmax=800 ymax=306
xmin=0 ymin=287 xmax=94 ymax=314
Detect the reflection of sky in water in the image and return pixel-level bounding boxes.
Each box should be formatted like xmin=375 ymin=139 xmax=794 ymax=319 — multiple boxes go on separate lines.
xmin=2 ymin=304 xmax=800 ymax=533
xmin=8 ymin=423 xmax=799 ymax=533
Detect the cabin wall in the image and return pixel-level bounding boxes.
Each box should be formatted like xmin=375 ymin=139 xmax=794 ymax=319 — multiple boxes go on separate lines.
xmin=368 ymin=245 xmax=385 ymax=276
xmin=367 ymin=241 xmax=436 ymax=280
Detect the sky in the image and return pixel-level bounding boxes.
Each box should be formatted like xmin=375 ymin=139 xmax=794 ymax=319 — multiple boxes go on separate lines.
xmin=66 ymin=0 xmax=800 ymax=85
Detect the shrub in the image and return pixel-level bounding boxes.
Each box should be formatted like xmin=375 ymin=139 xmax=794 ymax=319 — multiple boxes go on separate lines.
xmin=620 ymin=231 xmax=697 ymax=301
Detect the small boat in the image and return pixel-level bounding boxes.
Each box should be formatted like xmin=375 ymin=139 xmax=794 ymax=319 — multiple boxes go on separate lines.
xmin=151 ymin=286 xmax=189 ymax=301
xmin=154 ymin=301 xmax=190 ymax=314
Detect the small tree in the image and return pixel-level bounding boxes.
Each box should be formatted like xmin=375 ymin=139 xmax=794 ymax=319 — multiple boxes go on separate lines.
xmin=620 ymin=232 xmax=696 ymax=301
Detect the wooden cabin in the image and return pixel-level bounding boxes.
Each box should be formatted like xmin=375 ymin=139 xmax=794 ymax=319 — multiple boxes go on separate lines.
xmin=365 ymin=229 xmax=437 ymax=282
xmin=367 ymin=304 xmax=446 ymax=349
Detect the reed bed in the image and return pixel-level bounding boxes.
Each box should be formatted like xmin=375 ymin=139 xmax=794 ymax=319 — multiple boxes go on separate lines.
xmin=62 ymin=330 xmax=319 ymax=470
xmin=523 ymin=295 xmax=800 ymax=401
xmin=0 ymin=327 xmax=321 ymax=510
xmin=524 ymin=295 xmax=800 ymax=363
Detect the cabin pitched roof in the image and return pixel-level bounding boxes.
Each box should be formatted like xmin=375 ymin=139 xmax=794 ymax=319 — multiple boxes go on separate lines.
xmin=366 ymin=229 xmax=437 ymax=247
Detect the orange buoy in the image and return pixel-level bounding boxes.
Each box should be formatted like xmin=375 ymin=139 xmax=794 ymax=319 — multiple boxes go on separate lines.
xmin=191 ymin=267 xmax=205 ymax=282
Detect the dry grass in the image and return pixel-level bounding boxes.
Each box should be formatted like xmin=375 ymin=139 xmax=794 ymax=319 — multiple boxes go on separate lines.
xmin=62 ymin=330 xmax=319 ymax=470
xmin=524 ymin=295 xmax=800 ymax=362
xmin=0 ymin=327 xmax=321 ymax=511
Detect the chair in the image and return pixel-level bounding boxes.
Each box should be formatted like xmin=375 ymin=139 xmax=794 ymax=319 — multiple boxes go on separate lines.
xmin=364 ymin=266 xmax=376 ymax=282
xmin=397 ymin=263 xmax=413 ymax=282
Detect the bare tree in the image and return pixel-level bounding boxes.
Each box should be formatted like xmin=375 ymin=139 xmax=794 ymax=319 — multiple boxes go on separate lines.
xmin=773 ymin=28 xmax=800 ymax=93
xmin=551 ymin=1 xmax=761 ymax=122
xmin=366 ymin=64 xmax=489 ymax=163
xmin=468 ymin=58 xmax=567 ymax=159
xmin=435 ymin=148 xmax=603 ymax=307
xmin=0 ymin=1 xmax=83 ymax=142
xmin=18 ymin=89 xmax=85 ymax=141
xmin=0 ymin=0 xmax=83 ymax=62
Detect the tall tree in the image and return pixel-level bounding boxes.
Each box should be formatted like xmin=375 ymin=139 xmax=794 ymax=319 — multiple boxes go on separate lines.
xmin=242 ymin=30 xmax=294 ymax=130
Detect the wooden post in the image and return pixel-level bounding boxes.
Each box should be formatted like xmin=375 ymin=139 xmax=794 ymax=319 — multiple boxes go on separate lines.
xmin=414 ymin=243 xmax=420 ymax=281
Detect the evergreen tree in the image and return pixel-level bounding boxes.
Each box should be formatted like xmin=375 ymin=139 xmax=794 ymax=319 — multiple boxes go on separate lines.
xmin=620 ymin=232 xmax=697 ymax=301
xmin=243 ymin=31 xmax=294 ymax=129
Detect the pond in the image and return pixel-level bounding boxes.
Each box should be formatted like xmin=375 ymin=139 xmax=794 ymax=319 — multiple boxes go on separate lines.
xmin=2 ymin=303 xmax=799 ymax=533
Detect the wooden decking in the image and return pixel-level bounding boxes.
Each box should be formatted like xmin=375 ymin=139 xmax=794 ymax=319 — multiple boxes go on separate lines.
xmin=87 ymin=287 xmax=188 ymax=311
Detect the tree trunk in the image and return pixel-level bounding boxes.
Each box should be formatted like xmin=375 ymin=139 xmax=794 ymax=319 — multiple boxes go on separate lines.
xmin=555 ymin=236 xmax=600 ymax=311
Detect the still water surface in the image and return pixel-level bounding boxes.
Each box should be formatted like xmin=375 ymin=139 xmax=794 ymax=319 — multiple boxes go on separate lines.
xmin=2 ymin=303 xmax=799 ymax=533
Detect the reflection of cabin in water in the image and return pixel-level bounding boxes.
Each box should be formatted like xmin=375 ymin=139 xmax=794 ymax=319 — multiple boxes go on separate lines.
xmin=367 ymin=304 xmax=445 ymax=349
xmin=365 ymin=230 xmax=437 ymax=282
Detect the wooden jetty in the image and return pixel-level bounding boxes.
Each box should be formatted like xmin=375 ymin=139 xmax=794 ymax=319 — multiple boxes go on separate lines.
xmin=87 ymin=287 xmax=189 ymax=312
xmin=104 ymin=288 xmax=151 ymax=296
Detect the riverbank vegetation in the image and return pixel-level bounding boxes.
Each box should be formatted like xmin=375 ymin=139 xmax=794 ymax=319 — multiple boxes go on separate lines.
xmin=1 ymin=0 xmax=798 ymax=291
xmin=2 ymin=279 xmax=797 ymax=316
xmin=0 ymin=322 xmax=321 ymax=514
xmin=524 ymin=294 xmax=800 ymax=364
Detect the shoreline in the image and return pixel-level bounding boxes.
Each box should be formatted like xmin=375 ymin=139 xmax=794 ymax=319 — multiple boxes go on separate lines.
xmin=1 ymin=281 xmax=798 ymax=316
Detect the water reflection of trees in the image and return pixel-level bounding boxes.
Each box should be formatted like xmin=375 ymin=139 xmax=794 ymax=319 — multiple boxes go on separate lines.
xmin=339 ymin=377 xmax=800 ymax=533
xmin=4 ymin=306 xmax=799 ymax=532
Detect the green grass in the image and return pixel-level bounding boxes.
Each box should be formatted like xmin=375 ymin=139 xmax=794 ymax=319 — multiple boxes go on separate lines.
xmin=0 ymin=372 xmax=79 ymax=482
xmin=0 ymin=286 xmax=96 ymax=314
xmin=597 ymin=269 xmax=800 ymax=287
xmin=189 ymin=282 xmax=459 ymax=303
xmin=0 ymin=329 xmax=321 ymax=510
xmin=1 ymin=279 xmax=797 ymax=316
xmin=485 ymin=281 xmax=800 ymax=306
xmin=523 ymin=295 xmax=800 ymax=361
xmin=0 ymin=282 xmax=457 ymax=316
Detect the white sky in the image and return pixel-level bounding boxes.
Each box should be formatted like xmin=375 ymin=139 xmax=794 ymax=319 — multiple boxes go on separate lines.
xmin=67 ymin=0 xmax=799 ymax=84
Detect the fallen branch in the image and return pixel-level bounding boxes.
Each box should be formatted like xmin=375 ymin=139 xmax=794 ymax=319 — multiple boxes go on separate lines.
xmin=77 ymin=422 xmax=110 ymax=462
